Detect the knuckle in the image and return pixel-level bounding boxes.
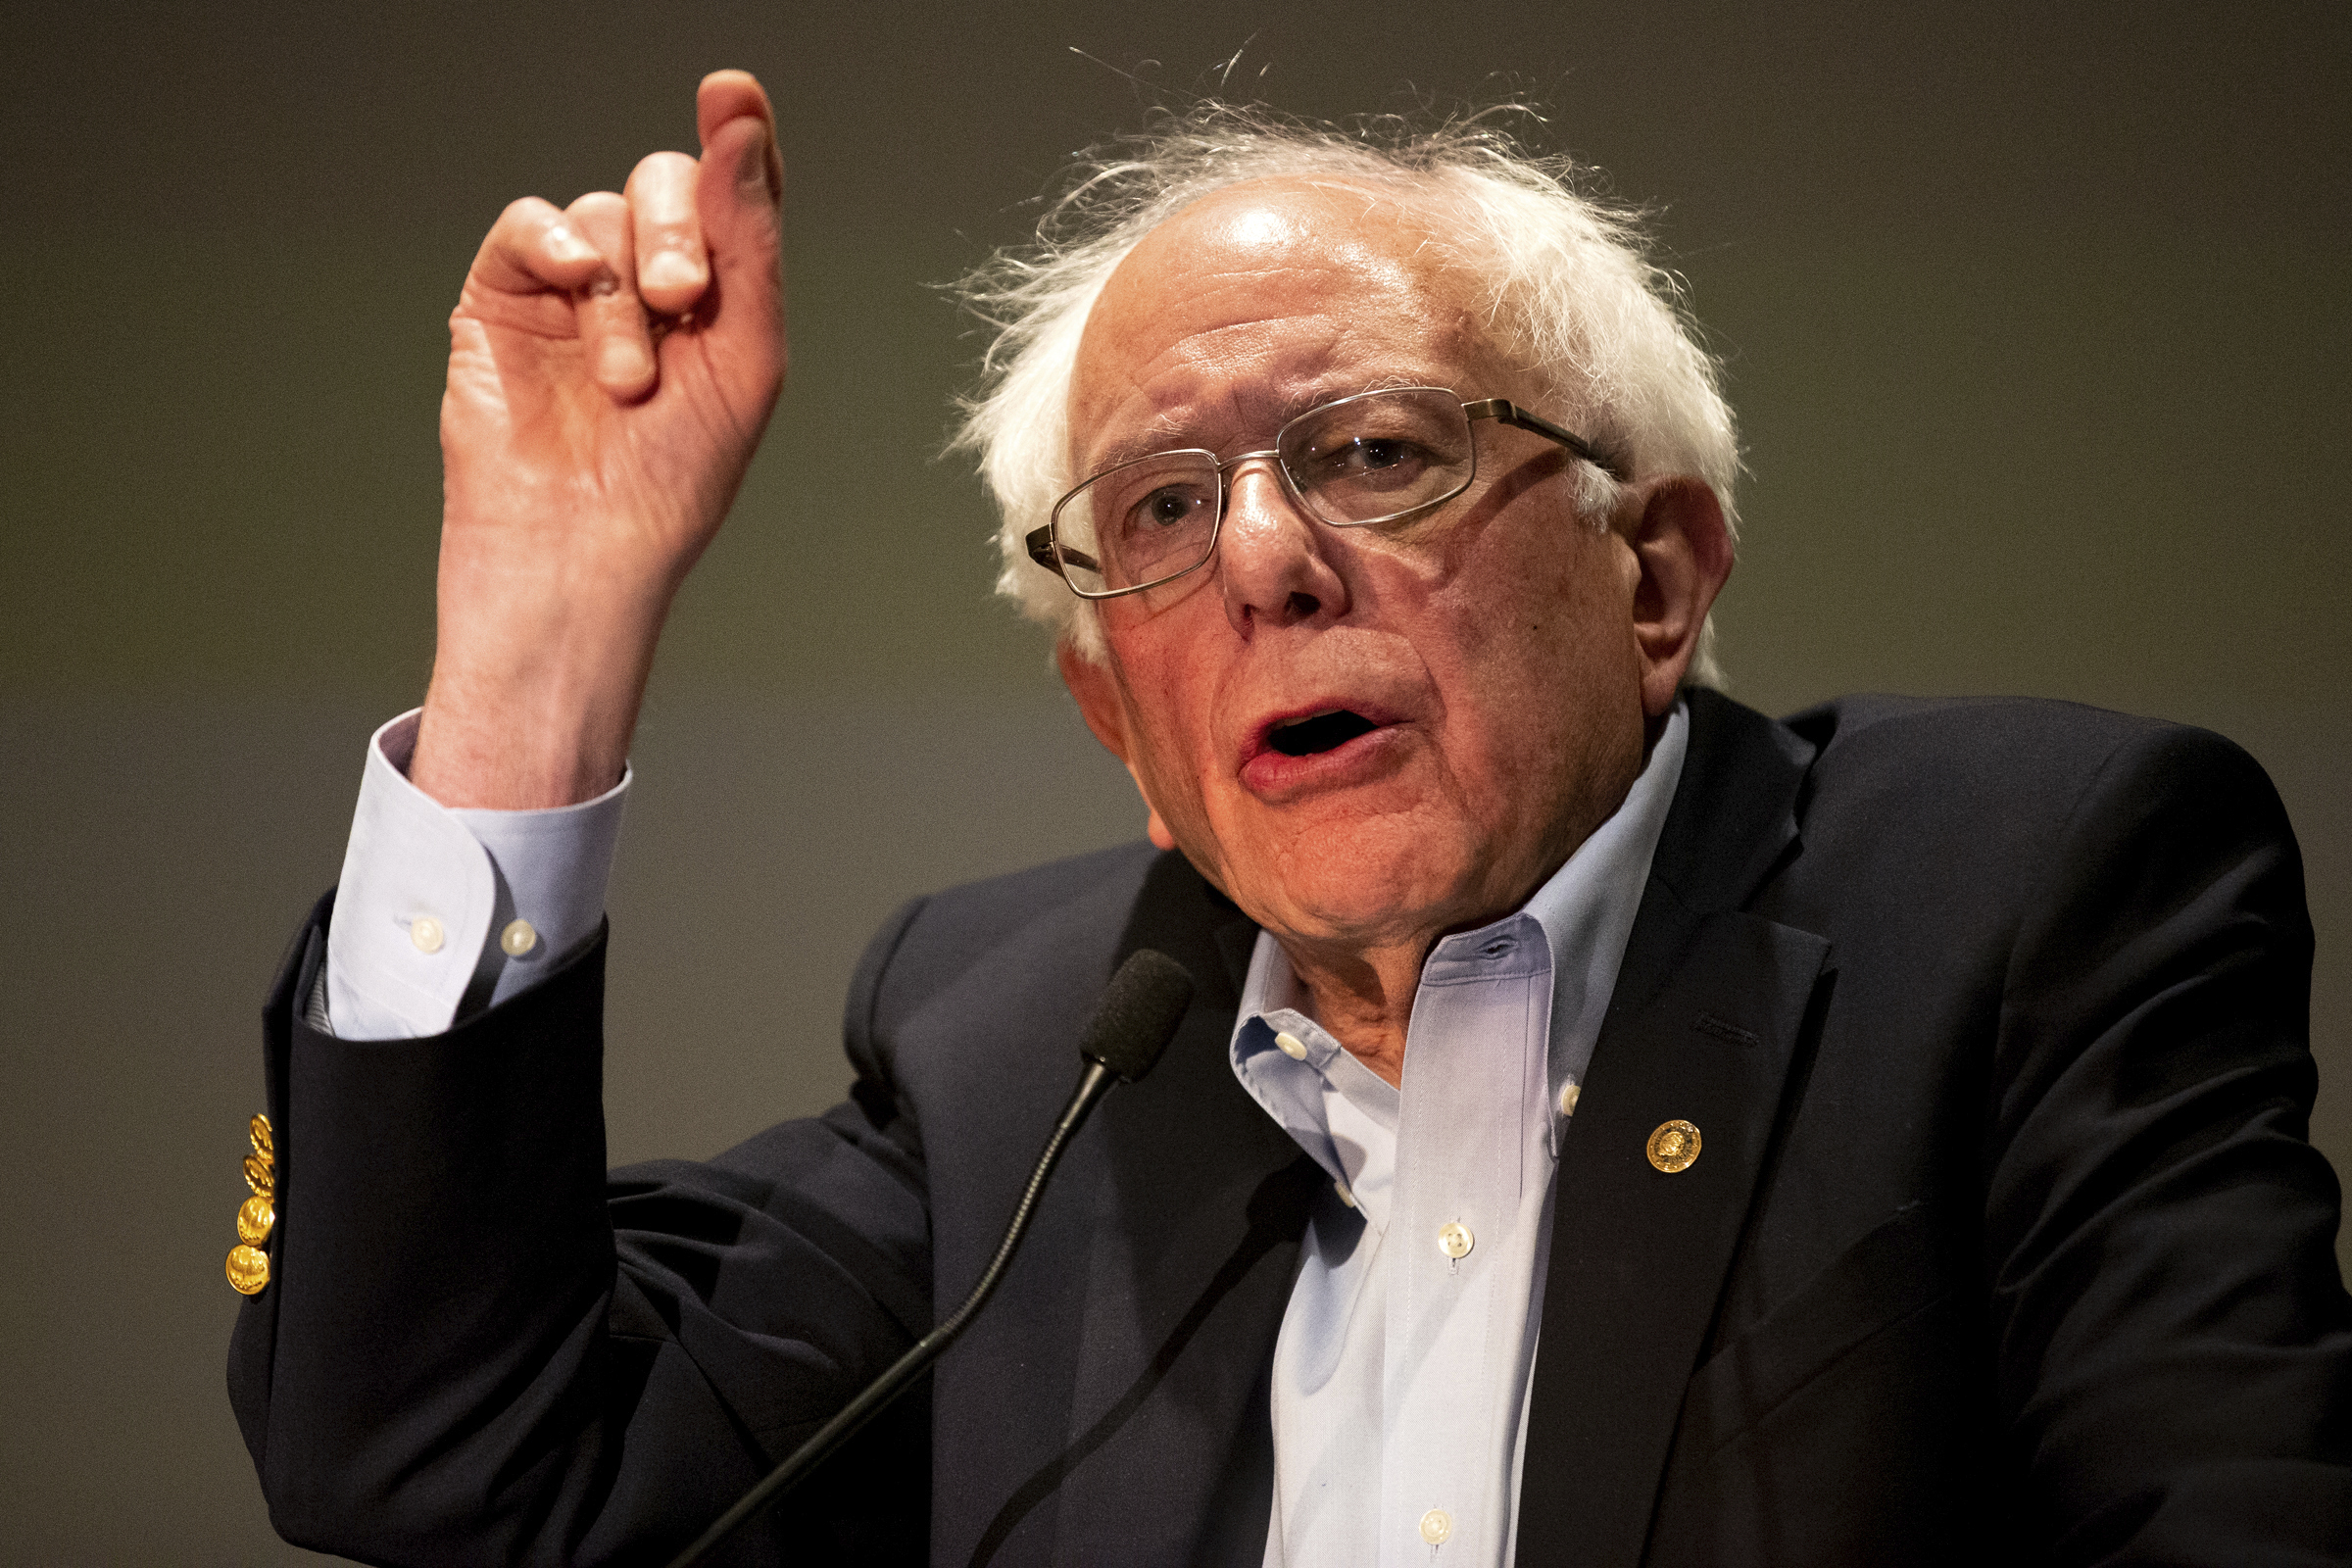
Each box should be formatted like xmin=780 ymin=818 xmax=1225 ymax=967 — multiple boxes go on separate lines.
xmin=566 ymin=189 xmax=627 ymax=220
xmin=634 ymin=148 xmax=697 ymax=179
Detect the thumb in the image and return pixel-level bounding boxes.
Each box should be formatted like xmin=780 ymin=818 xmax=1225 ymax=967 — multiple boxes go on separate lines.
xmin=689 ymin=74 xmax=785 ymax=396
xmin=696 ymin=109 xmax=783 ymax=257
xmin=697 ymin=70 xmax=780 ymax=192
xmin=696 ymin=68 xmax=782 ymax=239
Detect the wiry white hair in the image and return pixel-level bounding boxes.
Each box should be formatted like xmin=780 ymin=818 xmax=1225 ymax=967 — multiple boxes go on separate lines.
xmin=949 ymin=103 xmax=1740 ymax=685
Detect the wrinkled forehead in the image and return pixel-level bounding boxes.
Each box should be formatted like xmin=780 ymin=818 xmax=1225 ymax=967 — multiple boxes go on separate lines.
xmin=1069 ymin=178 xmax=1508 ymax=467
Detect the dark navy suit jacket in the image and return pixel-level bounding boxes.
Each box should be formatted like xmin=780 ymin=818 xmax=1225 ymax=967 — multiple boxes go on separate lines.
xmin=229 ymin=691 xmax=2352 ymax=1565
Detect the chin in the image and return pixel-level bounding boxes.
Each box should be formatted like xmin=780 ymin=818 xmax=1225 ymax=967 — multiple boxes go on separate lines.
xmin=1242 ymin=841 xmax=1483 ymax=947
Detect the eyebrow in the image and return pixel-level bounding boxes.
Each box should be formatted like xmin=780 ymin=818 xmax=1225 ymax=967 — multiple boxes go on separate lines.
xmin=1083 ymin=378 xmax=1438 ymax=475
xmin=1091 ymin=416 xmax=1204 ymax=472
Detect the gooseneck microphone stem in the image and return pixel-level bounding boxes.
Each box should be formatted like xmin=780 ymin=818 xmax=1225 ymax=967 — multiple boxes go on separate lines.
xmin=662 ymin=949 xmax=1195 ymax=1568
xmin=660 ymin=1055 xmax=1136 ymax=1568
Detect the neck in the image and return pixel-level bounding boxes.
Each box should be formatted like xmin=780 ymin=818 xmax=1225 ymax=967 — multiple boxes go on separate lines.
xmin=1281 ymin=938 xmax=1433 ymax=1087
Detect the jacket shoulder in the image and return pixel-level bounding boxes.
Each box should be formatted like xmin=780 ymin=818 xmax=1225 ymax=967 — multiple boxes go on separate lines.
xmin=1782 ymin=691 xmax=2252 ymax=777
xmin=878 ymin=840 xmax=1161 ymax=986
xmin=842 ymin=841 xmax=1163 ymax=1066
xmin=1736 ymin=691 xmax=2297 ymax=959
xmin=1776 ymin=692 xmax=2281 ymax=831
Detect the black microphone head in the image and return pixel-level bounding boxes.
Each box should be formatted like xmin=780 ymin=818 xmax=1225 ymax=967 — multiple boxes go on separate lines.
xmin=1080 ymin=949 xmax=1196 ymax=1083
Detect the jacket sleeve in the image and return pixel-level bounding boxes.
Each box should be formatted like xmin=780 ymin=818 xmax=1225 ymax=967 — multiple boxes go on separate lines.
xmin=1985 ymin=723 xmax=2352 ymax=1561
xmin=227 ymin=894 xmax=936 ymax=1567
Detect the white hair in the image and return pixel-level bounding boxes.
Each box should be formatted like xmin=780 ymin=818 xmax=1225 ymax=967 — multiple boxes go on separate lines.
xmin=948 ymin=104 xmax=1740 ymax=686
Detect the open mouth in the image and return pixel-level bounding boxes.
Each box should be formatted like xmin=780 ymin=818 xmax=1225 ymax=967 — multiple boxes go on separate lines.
xmin=1266 ymin=710 xmax=1380 ymax=757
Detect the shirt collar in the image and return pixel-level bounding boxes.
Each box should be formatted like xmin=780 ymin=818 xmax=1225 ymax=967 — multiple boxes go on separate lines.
xmin=1228 ymin=701 xmax=1690 ymax=1167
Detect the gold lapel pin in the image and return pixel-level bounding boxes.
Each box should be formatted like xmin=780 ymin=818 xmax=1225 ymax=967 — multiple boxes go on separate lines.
xmin=1647 ymin=1119 xmax=1701 ymax=1173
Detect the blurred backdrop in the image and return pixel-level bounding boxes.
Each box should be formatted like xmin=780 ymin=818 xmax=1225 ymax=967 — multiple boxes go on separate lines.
xmin=3 ymin=1 xmax=2346 ymax=1559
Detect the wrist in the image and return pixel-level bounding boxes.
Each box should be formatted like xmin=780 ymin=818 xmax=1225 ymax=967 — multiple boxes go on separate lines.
xmin=412 ymin=577 xmax=670 ymax=809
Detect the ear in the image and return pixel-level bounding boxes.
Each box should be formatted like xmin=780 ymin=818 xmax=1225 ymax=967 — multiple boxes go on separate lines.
xmin=1056 ymin=640 xmax=1179 ymax=851
xmin=1622 ymin=476 xmax=1735 ymax=716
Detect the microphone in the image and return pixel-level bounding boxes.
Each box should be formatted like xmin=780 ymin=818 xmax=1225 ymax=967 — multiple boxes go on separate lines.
xmin=662 ymin=948 xmax=1197 ymax=1568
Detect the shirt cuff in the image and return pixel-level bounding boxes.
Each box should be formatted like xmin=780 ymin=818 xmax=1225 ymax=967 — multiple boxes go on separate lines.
xmin=323 ymin=710 xmax=629 ymax=1040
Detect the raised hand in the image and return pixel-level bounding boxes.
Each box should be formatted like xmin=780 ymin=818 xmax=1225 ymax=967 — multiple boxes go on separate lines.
xmin=411 ymin=71 xmax=786 ymax=808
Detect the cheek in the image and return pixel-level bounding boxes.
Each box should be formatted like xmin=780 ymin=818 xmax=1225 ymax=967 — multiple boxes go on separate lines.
xmin=1441 ymin=514 xmax=1623 ymax=662
xmin=1424 ymin=527 xmax=1642 ymax=777
xmin=1106 ymin=638 xmax=1222 ymax=813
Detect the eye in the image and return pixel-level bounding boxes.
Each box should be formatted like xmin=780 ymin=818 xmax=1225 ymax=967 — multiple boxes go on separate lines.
xmin=1309 ymin=435 xmax=1435 ymax=489
xmin=1128 ymin=484 xmax=1208 ymax=531
xmin=1341 ymin=438 xmax=1413 ymax=472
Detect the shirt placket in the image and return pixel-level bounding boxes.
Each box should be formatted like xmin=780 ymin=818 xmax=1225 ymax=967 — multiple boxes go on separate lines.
xmin=1379 ymin=920 xmax=1548 ymax=1565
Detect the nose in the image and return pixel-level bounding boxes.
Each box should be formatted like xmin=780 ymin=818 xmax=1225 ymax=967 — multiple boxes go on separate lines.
xmin=1216 ymin=457 xmax=1350 ymax=637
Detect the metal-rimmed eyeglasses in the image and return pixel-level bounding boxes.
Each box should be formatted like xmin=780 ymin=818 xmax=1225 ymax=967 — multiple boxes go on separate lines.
xmin=1024 ymin=385 xmax=1624 ymax=600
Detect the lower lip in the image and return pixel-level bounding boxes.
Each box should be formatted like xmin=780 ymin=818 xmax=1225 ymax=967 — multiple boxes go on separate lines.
xmin=1240 ymin=722 xmax=1407 ymax=797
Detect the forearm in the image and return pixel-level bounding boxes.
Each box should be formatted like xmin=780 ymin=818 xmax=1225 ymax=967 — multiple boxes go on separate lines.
xmin=233 ymin=905 xmax=936 ymax=1565
xmin=239 ymin=925 xmax=643 ymax=1563
xmin=411 ymin=546 xmax=676 ymax=810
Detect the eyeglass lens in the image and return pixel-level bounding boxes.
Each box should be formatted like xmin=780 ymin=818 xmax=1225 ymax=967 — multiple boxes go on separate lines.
xmin=1053 ymin=387 xmax=1477 ymax=596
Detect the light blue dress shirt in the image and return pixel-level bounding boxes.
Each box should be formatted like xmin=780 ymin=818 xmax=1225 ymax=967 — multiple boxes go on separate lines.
xmin=322 ymin=710 xmax=627 ymax=1039
xmin=1230 ymin=704 xmax=1687 ymax=1567
xmin=320 ymin=700 xmax=1686 ymax=1566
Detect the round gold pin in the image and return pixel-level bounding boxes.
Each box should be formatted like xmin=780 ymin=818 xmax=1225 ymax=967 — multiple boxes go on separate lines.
xmin=242 ymin=1152 xmax=273 ymax=1197
xmin=236 ymin=1193 xmax=275 ymax=1246
xmin=250 ymin=1113 xmax=274 ymax=1163
xmin=1647 ymin=1119 xmax=1702 ymax=1173
xmin=226 ymin=1244 xmax=270 ymax=1296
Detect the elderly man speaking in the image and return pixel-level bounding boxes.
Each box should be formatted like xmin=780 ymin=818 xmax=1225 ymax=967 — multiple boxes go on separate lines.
xmin=226 ymin=72 xmax=2350 ymax=1566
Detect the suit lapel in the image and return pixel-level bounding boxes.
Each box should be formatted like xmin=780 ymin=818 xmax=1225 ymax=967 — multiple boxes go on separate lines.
xmin=1514 ymin=692 xmax=1832 ymax=1566
xmin=973 ymin=695 xmax=1831 ymax=1566
xmin=965 ymin=852 xmax=1315 ymax=1568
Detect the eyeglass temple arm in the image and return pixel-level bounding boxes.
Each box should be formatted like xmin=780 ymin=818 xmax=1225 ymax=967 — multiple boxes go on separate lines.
xmin=1026 ymin=525 xmax=1100 ymax=575
xmin=1462 ymin=399 xmax=1629 ymax=482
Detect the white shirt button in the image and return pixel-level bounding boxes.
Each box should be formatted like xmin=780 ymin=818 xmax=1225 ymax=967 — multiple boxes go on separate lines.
xmin=1438 ymin=1221 xmax=1474 ymax=1260
xmin=1419 ymin=1507 xmax=1453 ymax=1544
xmin=500 ymin=918 xmax=539 ymax=956
xmin=409 ymin=915 xmax=444 ymax=955
xmin=1559 ymin=1081 xmax=1581 ymax=1116
xmin=1274 ymin=1030 xmax=1308 ymax=1060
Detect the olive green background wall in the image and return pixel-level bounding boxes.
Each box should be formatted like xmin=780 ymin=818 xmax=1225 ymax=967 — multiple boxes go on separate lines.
xmin=3 ymin=2 xmax=2345 ymax=1560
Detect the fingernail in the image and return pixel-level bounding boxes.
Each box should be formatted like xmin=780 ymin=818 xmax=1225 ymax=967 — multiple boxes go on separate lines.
xmin=739 ymin=136 xmax=772 ymax=198
xmin=640 ymin=249 xmax=705 ymax=293
xmin=598 ymin=336 xmax=652 ymax=385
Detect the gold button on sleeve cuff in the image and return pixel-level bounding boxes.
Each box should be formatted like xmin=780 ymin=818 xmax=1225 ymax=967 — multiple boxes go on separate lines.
xmin=226 ymin=1244 xmax=270 ymax=1296
xmin=229 ymin=1111 xmax=277 ymax=1295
